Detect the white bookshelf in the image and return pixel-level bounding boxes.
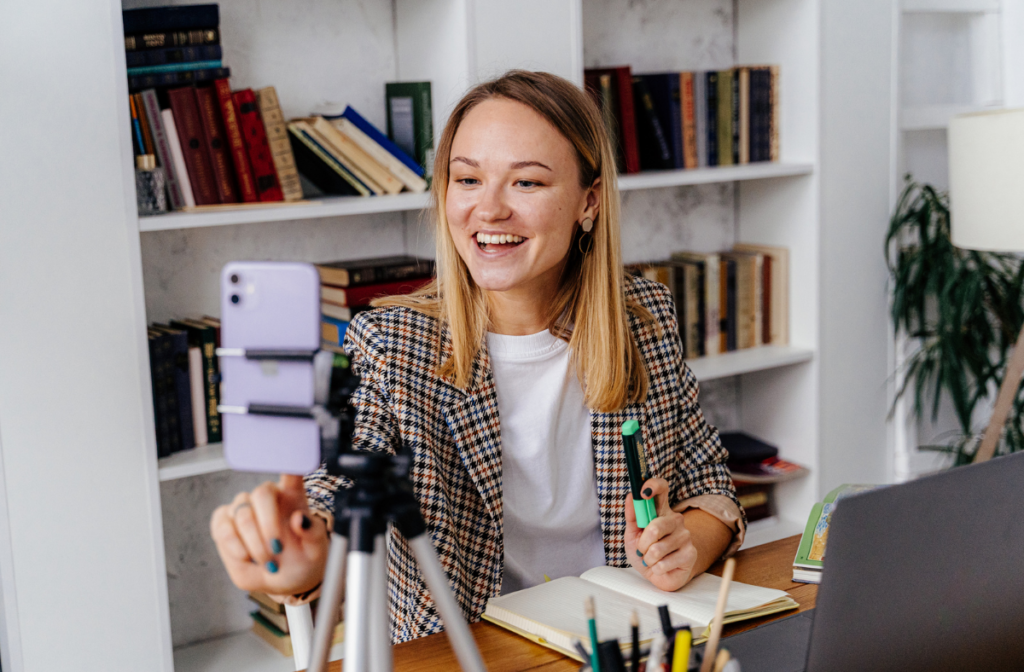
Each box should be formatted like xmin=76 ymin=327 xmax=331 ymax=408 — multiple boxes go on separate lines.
xmin=173 ymin=630 xmax=343 ymax=672
xmin=158 ymin=444 xmax=229 ymax=481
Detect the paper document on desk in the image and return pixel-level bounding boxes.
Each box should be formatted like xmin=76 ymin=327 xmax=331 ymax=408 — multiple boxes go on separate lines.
xmin=483 ymin=566 xmax=797 ymax=660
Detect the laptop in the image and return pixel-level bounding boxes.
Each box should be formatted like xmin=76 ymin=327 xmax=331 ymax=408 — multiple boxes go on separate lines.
xmin=698 ymin=450 xmax=1024 ymax=671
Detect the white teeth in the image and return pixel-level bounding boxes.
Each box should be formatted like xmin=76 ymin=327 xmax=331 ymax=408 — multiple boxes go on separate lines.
xmin=500 ymin=234 xmax=508 ymax=244
xmin=475 ymin=233 xmax=524 ymax=245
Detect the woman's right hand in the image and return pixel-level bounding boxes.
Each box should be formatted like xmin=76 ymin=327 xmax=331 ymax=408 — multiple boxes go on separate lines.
xmin=210 ymin=474 xmax=330 ymax=597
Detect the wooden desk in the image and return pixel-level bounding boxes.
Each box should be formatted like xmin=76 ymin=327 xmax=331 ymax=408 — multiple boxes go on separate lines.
xmin=327 ymin=535 xmax=815 ymax=672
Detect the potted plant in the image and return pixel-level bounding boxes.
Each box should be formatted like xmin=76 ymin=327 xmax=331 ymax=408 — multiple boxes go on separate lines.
xmin=886 ymin=177 xmax=1024 ymax=464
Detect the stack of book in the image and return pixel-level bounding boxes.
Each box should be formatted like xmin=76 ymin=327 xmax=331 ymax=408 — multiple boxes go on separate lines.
xmin=249 ymin=591 xmax=345 ymax=657
xmin=584 ymin=66 xmax=779 ymax=174
xmin=147 ymin=317 xmax=221 ymax=458
xmin=627 ymin=243 xmax=789 ymax=360
xmin=791 ymin=484 xmax=883 ymax=584
xmin=315 ymin=256 xmax=435 ymax=350
xmin=720 ymin=432 xmax=809 ymax=524
xmin=124 ymin=3 xmax=228 ymax=92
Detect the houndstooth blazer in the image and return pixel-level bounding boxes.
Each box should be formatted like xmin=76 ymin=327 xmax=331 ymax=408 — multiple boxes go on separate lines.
xmin=304 ymin=275 xmax=742 ymax=643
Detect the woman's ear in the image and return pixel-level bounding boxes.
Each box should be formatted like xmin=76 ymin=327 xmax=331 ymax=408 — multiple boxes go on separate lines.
xmin=581 ymin=177 xmax=602 ymax=223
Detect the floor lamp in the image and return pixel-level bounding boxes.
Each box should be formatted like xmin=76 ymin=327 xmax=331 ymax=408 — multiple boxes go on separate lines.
xmin=949 ymin=108 xmax=1024 ymax=464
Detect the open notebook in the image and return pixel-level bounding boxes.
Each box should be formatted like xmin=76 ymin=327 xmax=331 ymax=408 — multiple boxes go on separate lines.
xmin=483 ymin=566 xmax=797 ymax=660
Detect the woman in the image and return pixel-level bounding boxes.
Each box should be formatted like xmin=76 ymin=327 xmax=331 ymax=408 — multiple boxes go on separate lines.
xmin=211 ymin=70 xmax=745 ymax=643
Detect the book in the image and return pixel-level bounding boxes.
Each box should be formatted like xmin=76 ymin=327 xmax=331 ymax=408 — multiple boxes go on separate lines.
xmin=329 ymin=117 xmax=427 ymax=193
xmin=737 ymin=67 xmax=750 ymax=165
xmin=195 ymin=85 xmax=239 ymax=203
xmin=584 ymin=67 xmax=640 ymax=174
xmin=385 ymin=81 xmax=434 ymax=179
xmin=337 ymin=106 xmax=424 ymax=178
xmin=133 ymin=94 xmax=155 ymax=154
xmin=169 ymin=319 xmax=221 ymax=444
xmin=321 ymin=315 xmax=350 ymax=348
xmin=769 ymin=65 xmax=780 ymax=161
xmin=632 ymin=76 xmax=672 ymax=171
xmin=127 ymin=59 xmax=222 ymax=76
xmin=721 ymin=251 xmax=761 ymax=349
xmin=321 ymin=302 xmax=352 ymax=322
xmin=161 ymin=109 xmax=196 ymax=207
xmin=705 ymin=71 xmax=718 ymax=166
xmin=680 ymin=72 xmax=698 ymax=169
xmin=733 ymin=243 xmax=788 ymax=345
xmin=314 ymin=256 xmax=434 ymax=288
xmin=233 ymin=88 xmax=284 ymax=202
xmin=287 ymin=123 xmax=370 ymax=196
xmin=250 ymin=610 xmax=344 ymax=657
xmin=248 ymin=591 xmax=285 ymax=615
xmin=671 ymin=251 xmax=720 ymax=357
xmin=125 ymin=44 xmax=222 ymax=68
xmin=147 ymin=330 xmax=174 ymax=457
xmin=731 ymin=67 xmax=740 ymax=165
xmin=168 ymin=87 xmax=219 ymax=205
xmin=637 ymin=74 xmax=682 ymax=170
xmin=735 ymin=483 xmax=772 ymax=522
xmin=125 ymin=28 xmax=219 ymax=51
xmin=152 ymin=325 xmax=196 ymax=452
xmin=793 ymin=484 xmax=883 ymax=583
xmin=214 ymin=78 xmax=258 ymax=203
xmin=482 ymin=566 xmax=797 ymax=659
xmin=254 ymin=605 xmax=289 ymax=633
xmin=694 ymin=72 xmax=707 ymax=168
xmin=188 ymin=346 xmax=208 ymax=447
xmin=122 ymin=4 xmax=219 ymax=34
xmin=309 ymin=116 xmax=401 ymax=195
xmin=675 ymin=260 xmax=704 ymax=358
xmin=140 ymin=89 xmax=186 ymax=209
xmin=720 ymin=257 xmax=736 ymax=352
xmin=256 ymin=87 xmax=304 ymax=202
xmin=716 ymin=70 xmax=733 ymax=167
xmin=731 ymin=456 xmax=809 ymax=485
xmin=318 ymin=277 xmax=432 ymax=306
xmin=128 ymin=66 xmax=230 ymax=92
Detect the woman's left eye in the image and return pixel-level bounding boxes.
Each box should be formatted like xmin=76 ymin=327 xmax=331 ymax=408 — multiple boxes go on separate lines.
xmin=515 ymin=180 xmax=540 ymax=188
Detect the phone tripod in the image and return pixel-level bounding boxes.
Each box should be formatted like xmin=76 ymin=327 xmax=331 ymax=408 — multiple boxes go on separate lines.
xmin=217 ymin=347 xmax=486 ymax=672
xmin=305 ymin=358 xmax=487 ymax=672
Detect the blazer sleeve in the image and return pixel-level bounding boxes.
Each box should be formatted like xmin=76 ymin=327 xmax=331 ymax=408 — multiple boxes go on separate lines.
xmin=304 ymin=310 xmax=402 ymax=520
xmin=643 ymin=281 xmax=748 ymax=544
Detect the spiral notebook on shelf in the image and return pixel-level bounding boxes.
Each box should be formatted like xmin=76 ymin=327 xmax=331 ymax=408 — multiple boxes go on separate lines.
xmin=482 ymin=565 xmax=797 ymax=660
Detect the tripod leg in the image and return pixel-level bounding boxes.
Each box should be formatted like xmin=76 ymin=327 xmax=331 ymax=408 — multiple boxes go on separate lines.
xmin=408 ymin=534 xmax=487 ymax=672
xmin=343 ymin=547 xmax=374 ymax=672
xmin=307 ymin=532 xmax=349 ymax=672
xmin=369 ymin=533 xmax=393 ymax=672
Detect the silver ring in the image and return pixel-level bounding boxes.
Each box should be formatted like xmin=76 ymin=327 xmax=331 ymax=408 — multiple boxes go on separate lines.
xmin=232 ymin=501 xmax=252 ymax=517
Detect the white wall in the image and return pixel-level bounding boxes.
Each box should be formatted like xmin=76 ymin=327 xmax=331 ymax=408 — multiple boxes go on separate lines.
xmin=818 ymin=0 xmax=896 ymax=490
xmin=0 ymin=0 xmax=172 ymax=669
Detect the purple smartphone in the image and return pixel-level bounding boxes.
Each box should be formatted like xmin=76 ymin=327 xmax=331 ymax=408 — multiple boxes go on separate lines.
xmin=221 ymin=261 xmax=322 ymax=474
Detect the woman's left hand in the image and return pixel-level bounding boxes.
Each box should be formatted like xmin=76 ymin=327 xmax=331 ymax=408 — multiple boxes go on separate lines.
xmin=624 ymin=477 xmax=699 ymax=592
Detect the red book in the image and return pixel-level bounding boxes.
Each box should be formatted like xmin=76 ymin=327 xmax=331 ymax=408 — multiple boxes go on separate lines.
xmin=214 ymin=79 xmax=258 ymax=203
xmin=584 ymin=66 xmax=640 ymax=174
xmin=195 ymin=85 xmax=239 ymax=203
xmin=167 ymin=87 xmax=219 ymax=205
xmin=232 ymin=88 xmax=283 ymax=202
xmin=680 ymin=72 xmax=698 ymax=169
xmin=320 ymin=277 xmax=432 ymax=307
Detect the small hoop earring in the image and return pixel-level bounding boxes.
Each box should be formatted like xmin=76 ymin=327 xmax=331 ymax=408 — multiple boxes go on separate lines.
xmin=581 ymin=217 xmax=594 ymax=233
xmin=578 ymin=230 xmax=593 ymax=255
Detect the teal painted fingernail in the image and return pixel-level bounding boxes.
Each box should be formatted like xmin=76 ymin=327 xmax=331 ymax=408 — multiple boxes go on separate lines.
xmin=636 ymin=550 xmax=643 ymax=558
xmin=642 ymin=559 xmax=647 ymax=567
xmin=271 ymin=538 xmax=282 ymax=554
xmin=266 ymin=560 xmax=279 ymax=573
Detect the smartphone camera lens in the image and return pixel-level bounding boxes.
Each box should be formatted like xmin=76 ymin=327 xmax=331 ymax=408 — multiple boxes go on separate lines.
xmin=230 ymin=273 xmax=240 ymax=284
xmin=230 ymin=294 xmax=240 ymax=305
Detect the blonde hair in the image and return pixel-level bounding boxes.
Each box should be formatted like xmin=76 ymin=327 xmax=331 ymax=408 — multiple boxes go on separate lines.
xmin=376 ymin=70 xmax=650 ymax=412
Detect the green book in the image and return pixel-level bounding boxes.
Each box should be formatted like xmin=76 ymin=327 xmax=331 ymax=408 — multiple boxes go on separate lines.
xmin=716 ymin=69 xmax=734 ymax=166
xmin=792 ymin=484 xmax=884 ymax=582
xmin=385 ymin=81 xmax=434 ymax=181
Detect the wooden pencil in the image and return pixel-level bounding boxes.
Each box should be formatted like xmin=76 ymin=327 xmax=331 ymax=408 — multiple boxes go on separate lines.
xmin=699 ymin=558 xmax=736 ymax=672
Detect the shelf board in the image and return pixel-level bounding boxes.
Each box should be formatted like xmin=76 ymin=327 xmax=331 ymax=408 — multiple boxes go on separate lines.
xmin=138 ymin=163 xmax=814 ymax=232
xmin=617 ymin=162 xmax=814 ymax=191
xmin=741 ymin=516 xmax=805 ymax=550
xmin=158 ymin=443 xmax=227 ymax=481
xmin=901 ymin=0 xmax=999 ymax=12
xmin=901 ymin=104 xmax=1000 ymax=131
xmin=138 ymin=192 xmax=431 ymax=232
xmin=685 ymin=345 xmax=814 ymax=381
xmin=174 ymin=629 xmax=343 ymax=672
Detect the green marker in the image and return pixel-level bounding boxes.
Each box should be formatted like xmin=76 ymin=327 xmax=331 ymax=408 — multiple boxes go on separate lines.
xmin=622 ymin=420 xmax=658 ymax=528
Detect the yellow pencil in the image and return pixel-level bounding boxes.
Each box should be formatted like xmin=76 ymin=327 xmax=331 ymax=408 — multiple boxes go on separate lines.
xmin=671 ymin=628 xmax=692 ymax=672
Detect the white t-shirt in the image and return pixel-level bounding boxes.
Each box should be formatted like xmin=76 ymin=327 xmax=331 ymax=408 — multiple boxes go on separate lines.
xmin=486 ymin=329 xmax=607 ymax=594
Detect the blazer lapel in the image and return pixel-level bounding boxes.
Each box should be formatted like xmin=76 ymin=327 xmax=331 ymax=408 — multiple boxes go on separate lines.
xmin=438 ymin=329 xmax=505 ymax=530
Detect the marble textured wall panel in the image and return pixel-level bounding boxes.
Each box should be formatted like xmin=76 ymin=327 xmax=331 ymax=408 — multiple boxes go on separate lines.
xmin=583 ymin=0 xmax=735 ymax=72
xmin=620 ymin=183 xmax=735 ymax=263
xmin=697 ymin=377 xmax=741 ymax=433
xmin=141 ymin=213 xmax=406 ymax=323
xmin=161 ymin=470 xmax=270 ymax=647
xmin=122 ymin=0 xmax=398 ymax=127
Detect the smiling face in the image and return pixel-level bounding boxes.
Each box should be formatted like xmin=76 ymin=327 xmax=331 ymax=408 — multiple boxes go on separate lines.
xmin=445 ymin=98 xmax=599 ymax=301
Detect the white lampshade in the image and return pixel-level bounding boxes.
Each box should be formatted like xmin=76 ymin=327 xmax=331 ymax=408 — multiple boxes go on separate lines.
xmin=948 ymin=108 xmax=1024 ymax=252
